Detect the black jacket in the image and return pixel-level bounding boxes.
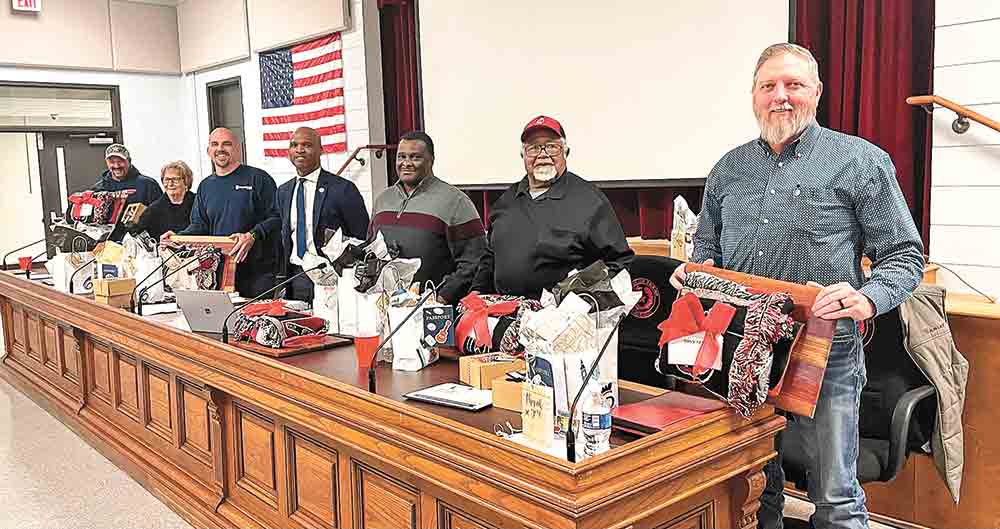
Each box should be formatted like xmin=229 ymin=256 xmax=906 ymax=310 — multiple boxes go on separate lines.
xmin=277 ymin=168 xmax=370 ymax=276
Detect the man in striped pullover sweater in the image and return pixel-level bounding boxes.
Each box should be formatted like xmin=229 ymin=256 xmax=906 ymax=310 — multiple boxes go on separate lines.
xmin=369 ymin=131 xmax=486 ymax=304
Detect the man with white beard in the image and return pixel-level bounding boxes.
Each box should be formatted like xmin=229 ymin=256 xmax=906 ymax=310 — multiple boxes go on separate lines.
xmin=671 ymin=44 xmax=923 ymax=529
xmin=473 ymin=115 xmax=633 ymax=298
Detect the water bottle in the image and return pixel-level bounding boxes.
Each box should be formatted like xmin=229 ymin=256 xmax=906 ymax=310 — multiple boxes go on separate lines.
xmin=581 ymin=389 xmax=612 ymax=457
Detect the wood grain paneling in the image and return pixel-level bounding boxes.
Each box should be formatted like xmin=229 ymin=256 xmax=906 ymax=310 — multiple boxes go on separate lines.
xmin=353 ymin=463 xmax=418 ymax=529
xmin=89 ymin=341 xmax=113 ymax=404
xmin=180 ymin=385 xmax=211 ymax=462
xmin=26 ymin=312 xmax=42 ymax=363
xmin=659 ymin=502 xmax=714 ymax=529
xmin=437 ymin=503 xmax=494 ymax=529
xmin=287 ymin=431 xmax=338 ymax=528
xmin=144 ymin=366 xmax=173 ymax=439
xmin=235 ymin=405 xmax=278 ymax=507
xmin=9 ymin=304 xmax=26 ymax=354
xmin=42 ymin=319 xmax=58 ymax=373
xmin=59 ymin=326 xmax=80 ymax=384
xmin=115 ymin=353 xmax=140 ymax=421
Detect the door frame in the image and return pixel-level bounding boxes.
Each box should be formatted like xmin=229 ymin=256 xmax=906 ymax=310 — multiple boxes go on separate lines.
xmin=206 ymin=76 xmax=246 ymax=148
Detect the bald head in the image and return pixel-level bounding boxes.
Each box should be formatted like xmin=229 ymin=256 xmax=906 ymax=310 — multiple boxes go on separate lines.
xmin=206 ymin=127 xmax=242 ymax=175
xmin=289 ymin=127 xmax=322 ymax=176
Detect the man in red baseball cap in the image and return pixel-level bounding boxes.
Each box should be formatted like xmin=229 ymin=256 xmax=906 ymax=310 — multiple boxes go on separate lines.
xmin=473 ymin=115 xmax=633 ymax=298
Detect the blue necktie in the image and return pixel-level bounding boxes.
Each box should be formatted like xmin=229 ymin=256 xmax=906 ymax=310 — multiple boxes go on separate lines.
xmin=295 ymin=178 xmax=307 ymax=259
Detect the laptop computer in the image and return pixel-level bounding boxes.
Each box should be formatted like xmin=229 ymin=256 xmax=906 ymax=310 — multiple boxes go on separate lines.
xmin=174 ymin=289 xmax=238 ymax=334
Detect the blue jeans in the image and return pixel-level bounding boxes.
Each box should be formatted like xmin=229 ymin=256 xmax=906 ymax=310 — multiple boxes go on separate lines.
xmin=758 ymin=320 xmax=869 ymax=529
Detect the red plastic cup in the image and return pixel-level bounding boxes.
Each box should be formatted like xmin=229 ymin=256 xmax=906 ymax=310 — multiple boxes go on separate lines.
xmin=355 ymin=335 xmax=380 ymax=369
xmin=18 ymin=256 xmax=32 ymax=271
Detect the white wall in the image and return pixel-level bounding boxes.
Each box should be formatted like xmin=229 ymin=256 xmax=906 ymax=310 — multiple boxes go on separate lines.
xmin=930 ymin=3 xmax=1000 ymax=298
xmin=0 ymin=65 xmax=192 ymax=178
xmin=185 ymin=0 xmax=386 ymax=208
xmin=0 ymin=133 xmax=45 ymax=255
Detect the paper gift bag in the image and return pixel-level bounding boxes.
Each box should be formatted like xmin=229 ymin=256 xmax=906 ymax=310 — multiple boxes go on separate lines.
xmin=312 ymin=283 xmax=340 ymax=334
xmin=47 ymin=251 xmax=94 ymax=293
xmin=130 ymin=255 xmax=165 ymax=303
xmin=389 ymin=303 xmax=440 ymax=371
xmin=337 ymin=267 xmax=359 ymax=336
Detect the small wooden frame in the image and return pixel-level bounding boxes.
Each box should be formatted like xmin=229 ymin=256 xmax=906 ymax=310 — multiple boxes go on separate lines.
xmin=168 ymin=235 xmax=238 ymax=293
xmin=234 ymin=335 xmax=353 ymax=358
xmin=688 ymin=263 xmax=834 ymax=418
xmin=120 ymin=203 xmax=146 ymax=226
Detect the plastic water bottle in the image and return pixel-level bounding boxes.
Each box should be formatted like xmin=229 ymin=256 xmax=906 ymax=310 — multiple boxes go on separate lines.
xmin=581 ymin=389 xmax=612 ymax=457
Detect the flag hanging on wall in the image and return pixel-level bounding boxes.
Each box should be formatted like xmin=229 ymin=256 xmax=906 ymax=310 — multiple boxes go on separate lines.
xmin=259 ymin=33 xmax=347 ymax=157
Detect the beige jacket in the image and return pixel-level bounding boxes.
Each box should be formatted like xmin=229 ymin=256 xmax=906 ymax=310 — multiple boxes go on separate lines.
xmin=897 ymin=284 xmax=969 ymax=503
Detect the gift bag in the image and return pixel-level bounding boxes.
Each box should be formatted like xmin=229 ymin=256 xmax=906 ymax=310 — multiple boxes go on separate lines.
xmin=232 ymin=300 xmax=329 ymax=348
xmin=656 ymin=271 xmax=801 ymax=418
xmin=389 ymin=293 xmax=442 ymax=371
xmin=313 ymin=283 xmax=340 ymax=334
xmin=337 ymin=267 xmax=359 ymax=336
xmin=46 ymin=251 xmax=94 ymax=293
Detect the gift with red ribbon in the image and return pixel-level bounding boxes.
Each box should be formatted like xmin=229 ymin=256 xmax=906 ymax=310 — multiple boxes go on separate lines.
xmin=232 ymin=300 xmax=329 ymax=349
xmin=455 ymin=293 xmax=542 ymax=355
xmin=657 ymin=293 xmax=736 ymax=377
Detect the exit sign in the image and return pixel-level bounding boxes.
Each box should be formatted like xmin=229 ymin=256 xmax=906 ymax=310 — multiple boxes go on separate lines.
xmin=13 ymin=0 xmax=41 ymax=12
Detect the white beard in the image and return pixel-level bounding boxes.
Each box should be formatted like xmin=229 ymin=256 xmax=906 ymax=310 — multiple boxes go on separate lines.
xmin=757 ymin=105 xmax=815 ymax=147
xmin=533 ymin=165 xmax=557 ymax=182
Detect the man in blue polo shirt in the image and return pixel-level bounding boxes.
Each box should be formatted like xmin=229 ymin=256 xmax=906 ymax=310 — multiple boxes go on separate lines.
xmin=162 ymin=128 xmax=280 ymax=297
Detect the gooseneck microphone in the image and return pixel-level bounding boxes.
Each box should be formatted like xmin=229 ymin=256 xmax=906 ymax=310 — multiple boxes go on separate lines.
xmin=3 ymin=238 xmax=46 ymax=274
xmin=130 ymin=252 xmax=191 ymax=315
xmin=221 ymin=262 xmax=329 ymax=344
xmin=367 ymin=286 xmax=436 ymax=394
xmin=68 ymin=256 xmax=99 ymax=294
xmin=564 ymin=313 xmax=626 ymax=463
xmin=135 ymin=248 xmax=216 ymax=314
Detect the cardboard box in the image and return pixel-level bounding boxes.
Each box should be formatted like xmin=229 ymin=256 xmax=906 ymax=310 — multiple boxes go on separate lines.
xmin=459 ymin=353 xmax=525 ymax=390
xmin=491 ymin=376 xmax=524 ymax=412
xmin=94 ymin=278 xmax=135 ymax=308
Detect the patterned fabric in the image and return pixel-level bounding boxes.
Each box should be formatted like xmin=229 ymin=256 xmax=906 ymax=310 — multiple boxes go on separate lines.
xmin=691 ymin=121 xmax=924 ymax=317
xmin=233 ymin=300 xmax=329 ymax=348
xmin=161 ymin=245 xmax=223 ymax=292
xmin=455 ymin=293 xmax=542 ymax=355
xmin=657 ymin=271 xmax=798 ymax=418
xmin=68 ymin=190 xmax=135 ymax=224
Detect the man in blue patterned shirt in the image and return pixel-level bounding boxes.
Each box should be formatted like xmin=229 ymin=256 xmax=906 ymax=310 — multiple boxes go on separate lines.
xmin=672 ymin=44 xmax=924 ymax=529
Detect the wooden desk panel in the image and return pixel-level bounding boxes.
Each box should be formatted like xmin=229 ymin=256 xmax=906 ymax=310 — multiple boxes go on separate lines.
xmin=0 ymin=271 xmax=783 ymax=529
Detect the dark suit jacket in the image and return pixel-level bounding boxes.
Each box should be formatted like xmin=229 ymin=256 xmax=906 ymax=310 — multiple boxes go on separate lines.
xmin=277 ymin=168 xmax=370 ymax=277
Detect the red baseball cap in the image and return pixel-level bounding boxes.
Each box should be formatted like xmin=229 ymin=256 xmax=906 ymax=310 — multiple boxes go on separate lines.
xmin=520 ymin=115 xmax=566 ymax=142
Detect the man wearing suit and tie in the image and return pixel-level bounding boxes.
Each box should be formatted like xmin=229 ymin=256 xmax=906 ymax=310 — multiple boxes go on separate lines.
xmin=278 ymin=127 xmax=370 ymax=302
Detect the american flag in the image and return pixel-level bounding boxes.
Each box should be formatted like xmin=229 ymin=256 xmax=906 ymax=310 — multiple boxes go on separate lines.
xmin=259 ymin=33 xmax=347 ymax=157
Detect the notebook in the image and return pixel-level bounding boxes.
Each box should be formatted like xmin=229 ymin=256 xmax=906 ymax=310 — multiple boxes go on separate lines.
xmin=611 ymin=391 xmax=727 ymax=436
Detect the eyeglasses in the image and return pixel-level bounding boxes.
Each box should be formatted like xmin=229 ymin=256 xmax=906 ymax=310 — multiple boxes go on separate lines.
xmin=523 ymin=142 xmax=564 ymax=157
xmin=162 ymin=177 xmax=185 ymax=185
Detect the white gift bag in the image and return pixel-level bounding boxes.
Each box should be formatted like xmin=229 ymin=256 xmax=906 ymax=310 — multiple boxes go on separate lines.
xmin=389 ymin=303 xmax=440 ymax=371
xmin=337 ymin=267 xmax=359 ymax=336
xmin=47 ymin=251 xmax=94 ymax=293
xmin=313 ymin=283 xmax=340 ymax=334
xmin=131 ymin=255 xmax=166 ymax=303
xmin=527 ymin=327 xmax=619 ymax=422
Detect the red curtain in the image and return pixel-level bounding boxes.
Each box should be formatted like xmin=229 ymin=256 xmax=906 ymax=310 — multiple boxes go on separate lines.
xmin=796 ymin=0 xmax=934 ymax=247
xmin=379 ymin=0 xmax=422 ymax=185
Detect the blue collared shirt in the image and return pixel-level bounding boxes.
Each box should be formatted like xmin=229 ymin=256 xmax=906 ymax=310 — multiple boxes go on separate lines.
xmin=692 ymin=122 xmax=924 ymax=317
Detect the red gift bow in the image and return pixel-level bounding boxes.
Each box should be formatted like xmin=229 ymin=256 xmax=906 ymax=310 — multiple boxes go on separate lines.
xmin=456 ymin=293 xmax=520 ymax=352
xmin=243 ymin=300 xmax=289 ymax=317
xmin=657 ymin=293 xmax=737 ymax=376
xmin=68 ymin=191 xmax=97 ymax=221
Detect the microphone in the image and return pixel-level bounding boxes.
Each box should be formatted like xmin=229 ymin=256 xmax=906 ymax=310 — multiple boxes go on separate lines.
xmin=564 ymin=313 xmax=626 ymax=463
xmin=3 ymin=238 xmax=45 ymax=275
xmin=367 ymin=286 xmax=436 ymax=394
xmin=130 ymin=251 xmax=188 ymax=315
xmin=221 ymin=262 xmax=329 ymax=344
xmin=134 ymin=249 xmax=214 ymax=316
xmin=68 ymin=256 xmax=99 ymax=294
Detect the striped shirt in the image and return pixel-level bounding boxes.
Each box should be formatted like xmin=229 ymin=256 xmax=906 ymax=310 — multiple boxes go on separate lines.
xmin=370 ymin=175 xmax=486 ymax=303
xmin=691 ymin=122 xmax=924 ymax=317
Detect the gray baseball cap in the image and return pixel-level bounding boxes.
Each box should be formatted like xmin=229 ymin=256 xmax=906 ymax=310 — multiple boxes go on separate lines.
xmin=105 ymin=143 xmax=131 ymax=161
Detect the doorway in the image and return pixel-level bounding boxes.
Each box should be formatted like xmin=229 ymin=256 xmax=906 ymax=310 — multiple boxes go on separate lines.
xmin=207 ymin=77 xmax=246 ymax=150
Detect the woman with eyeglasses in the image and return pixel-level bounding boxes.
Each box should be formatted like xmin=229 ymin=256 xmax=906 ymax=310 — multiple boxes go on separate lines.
xmin=130 ymin=161 xmax=196 ymax=240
